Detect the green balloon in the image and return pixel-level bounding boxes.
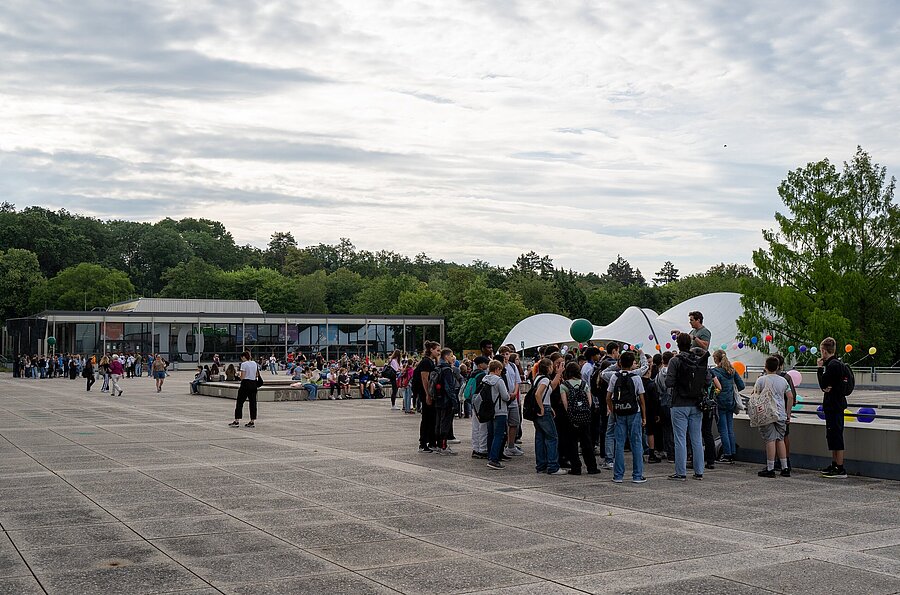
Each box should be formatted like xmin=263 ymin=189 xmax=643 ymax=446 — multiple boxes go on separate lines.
xmin=47 ymin=337 xmax=56 ymax=346
xmin=569 ymin=319 xmax=594 ymax=343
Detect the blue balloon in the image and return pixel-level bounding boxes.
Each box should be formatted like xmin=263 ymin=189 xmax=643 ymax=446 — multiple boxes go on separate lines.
xmin=750 ymin=336 xmax=758 ymax=345
xmin=816 ymin=405 xmax=826 ymax=420
xmin=857 ymin=407 xmax=877 ymax=423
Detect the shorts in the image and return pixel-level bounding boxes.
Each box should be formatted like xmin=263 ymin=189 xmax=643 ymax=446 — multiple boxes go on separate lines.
xmin=154 ymin=371 xmax=166 ymax=379
xmin=506 ymin=401 xmax=521 ymax=427
xmin=758 ymin=420 xmax=786 ymax=442
xmin=824 ymin=410 xmax=845 ymax=451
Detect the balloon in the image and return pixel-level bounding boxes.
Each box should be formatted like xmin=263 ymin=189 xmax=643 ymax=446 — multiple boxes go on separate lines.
xmin=648 ymin=334 xmax=654 ymax=340
xmin=569 ymin=319 xmax=594 ymax=343
xmin=733 ymin=361 xmax=746 ymax=376
xmin=750 ymin=336 xmax=758 ymax=345
xmin=791 ymin=395 xmax=805 ymax=412
xmin=579 ymin=343 xmax=584 ymax=349
xmin=560 ymin=345 xmax=569 ymax=355
xmin=845 ymin=344 xmax=853 ymax=353
xmin=635 ymin=343 xmax=643 ymax=349
xmin=810 ymin=346 xmax=818 ymax=354
xmin=720 ymin=343 xmax=728 ymax=350
xmin=765 ymin=334 xmax=773 ymax=342
xmin=869 ymin=347 xmax=877 ymax=355
xmin=737 ymin=342 xmax=744 ymax=349
xmin=799 ymin=345 xmax=807 ymax=353
xmin=665 ymin=342 xmax=671 ymax=349
xmin=843 ymin=408 xmax=855 ymax=422
xmin=655 ymin=344 xmax=661 ymax=351
xmin=788 ymin=345 xmax=795 ymax=353
xmin=47 ymin=336 xmax=56 ymax=346
xmin=816 ymin=405 xmax=826 ymax=420
xmin=857 ymin=407 xmax=877 ymax=423
xmin=787 ymin=369 xmax=802 ymax=387
xmin=672 ymin=335 xmax=677 ymax=341
xmin=623 ymin=344 xmax=630 ymax=351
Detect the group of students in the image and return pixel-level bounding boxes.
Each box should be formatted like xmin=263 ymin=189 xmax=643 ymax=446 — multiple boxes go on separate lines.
xmin=403 ymin=310 xmax=852 ymax=482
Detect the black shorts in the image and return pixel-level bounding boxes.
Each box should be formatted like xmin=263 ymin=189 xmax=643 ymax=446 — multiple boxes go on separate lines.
xmin=824 ymin=410 xmax=845 ymax=451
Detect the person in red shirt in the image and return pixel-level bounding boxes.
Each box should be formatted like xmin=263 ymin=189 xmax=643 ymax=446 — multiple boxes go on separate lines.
xmin=108 ymin=354 xmax=124 ymax=396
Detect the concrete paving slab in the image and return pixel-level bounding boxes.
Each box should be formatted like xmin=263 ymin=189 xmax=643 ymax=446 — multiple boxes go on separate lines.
xmin=6 ymin=522 xmax=143 ymax=550
xmin=187 ymin=547 xmax=340 ymax=583
xmin=38 ymin=560 xmax=209 ymax=595
xmin=360 ymin=558 xmax=535 ymax=594
xmin=0 ymin=576 xmax=45 ymax=595
xmin=223 ymin=571 xmax=400 ymax=595
xmin=722 ymin=557 xmax=900 ymax=594
xmin=310 ymin=537 xmax=460 ymax=571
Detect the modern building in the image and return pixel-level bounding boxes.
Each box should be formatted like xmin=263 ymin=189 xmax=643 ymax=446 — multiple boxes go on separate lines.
xmin=3 ymin=298 xmax=444 ymax=363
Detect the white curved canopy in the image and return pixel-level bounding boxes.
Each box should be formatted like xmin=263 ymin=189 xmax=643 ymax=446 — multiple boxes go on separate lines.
xmin=502 ymin=292 xmax=766 ymax=367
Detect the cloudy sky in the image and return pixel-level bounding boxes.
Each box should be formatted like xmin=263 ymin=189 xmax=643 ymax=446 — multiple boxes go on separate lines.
xmin=1 ymin=1 xmax=898 ymax=276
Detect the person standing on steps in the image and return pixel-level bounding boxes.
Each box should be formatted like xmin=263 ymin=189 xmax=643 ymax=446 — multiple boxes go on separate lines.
xmin=230 ymin=351 xmax=260 ymax=428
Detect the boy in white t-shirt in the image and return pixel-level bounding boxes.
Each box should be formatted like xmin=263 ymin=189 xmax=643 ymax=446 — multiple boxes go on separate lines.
xmin=754 ymin=356 xmax=792 ymax=478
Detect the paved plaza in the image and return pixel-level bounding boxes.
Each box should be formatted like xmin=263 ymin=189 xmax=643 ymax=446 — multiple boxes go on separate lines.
xmin=1 ymin=372 xmax=899 ymax=595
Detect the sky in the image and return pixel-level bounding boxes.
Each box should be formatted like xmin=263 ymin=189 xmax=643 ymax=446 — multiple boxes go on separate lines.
xmin=1 ymin=1 xmax=899 ymax=277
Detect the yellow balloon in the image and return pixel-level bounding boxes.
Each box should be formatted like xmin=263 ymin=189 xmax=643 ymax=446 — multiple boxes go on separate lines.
xmin=844 ymin=408 xmax=855 ymax=422
xmin=869 ymin=347 xmax=877 ymax=355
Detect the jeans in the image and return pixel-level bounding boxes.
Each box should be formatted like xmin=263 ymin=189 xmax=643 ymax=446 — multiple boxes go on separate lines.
xmin=486 ymin=415 xmax=508 ymax=463
xmin=614 ymin=413 xmax=644 ymax=480
xmin=672 ymin=406 xmax=704 ymax=476
xmin=533 ymin=413 xmax=560 ymax=473
xmin=269 ymin=362 xmax=277 ymax=374
xmin=403 ymin=386 xmax=412 ymax=412
xmin=303 ymin=383 xmax=318 ymax=400
xmin=717 ymin=410 xmax=735 ymax=456
xmin=605 ymin=411 xmax=616 ymax=463
xmin=134 ymin=364 xmax=141 ymax=377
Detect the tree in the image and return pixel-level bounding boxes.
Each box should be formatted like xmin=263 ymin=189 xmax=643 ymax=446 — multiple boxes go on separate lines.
xmin=514 ymin=251 xmax=541 ymax=276
xmin=653 ymin=261 xmax=680 ymax=285
xmin=449 ymin=277 xmax=532 ymax=349
xmin=325 ymin=268 xmax=367 ymax=314
xmin=604 ymin=255 xmax=646 ymax=287
xmin=265 ymin=231 xmax=298 ymax=271
xmin=554 ymin=269 xmax=590 ymax=319
xmin=392 ymin=287 xmax=447 ymax=316
xmin=293 ymin=271 xmax=328 ymax=314
xmin=738 ymin=147 xmax=900 ymax=364
xmin=506 ymin=274 xmax=562 ymax=314
xmin=31 ymin=263 xmax=135 ymax=311
xmin=351 ymin=275 xmax=421 ymax=315
xmin=0 ymin=249 xmax=45 ymax=321
xmin=159 ymin=258 xmax=225 ymax=299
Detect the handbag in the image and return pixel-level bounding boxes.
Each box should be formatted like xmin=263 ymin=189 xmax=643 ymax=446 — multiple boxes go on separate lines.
xmin=255 ymin=369 xmax=264 ymax=388
xmin=732 ymin=392 xmax=744 ymax=415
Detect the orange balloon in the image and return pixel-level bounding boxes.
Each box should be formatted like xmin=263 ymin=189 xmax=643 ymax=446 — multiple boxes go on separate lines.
xmin=845 ymin=344 xmax=853 ymax=353
xmin=733 ymin=361 xmax=746 ymax=377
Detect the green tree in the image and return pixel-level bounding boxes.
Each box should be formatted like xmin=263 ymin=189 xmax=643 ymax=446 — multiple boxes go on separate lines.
xmin=392 ymin=287 xmax=447 ymax=316
xmin=351 ymin=274 xmax=421 ymax=315
xmin=325 ymin=268 xmax=367 ymax=314
xmin=603 ymin=255 xmax=646 ymax=286
xmin=265 ymin=231 xmax=298 ymax=271
xmin=738 ymin=148 xmax=900 ymax=363
xmin=507 ymin=274 xmax=562 ymax=314
xmin=31 ymin=263 xmax=135 ymax=311
xmin=554 ymin=269 xmax=590 ymax=318
xmin=0 ymin=249 xmax=45 ymax=320
xmin=159 ymin=258 xmax=225 ymax=298
xmin=294 ymin=271 xmax=328 ymax=314
xmin=449 ymin=277 xmax=532 ymax=349
xmin=653 ymin=261 xmax=679 ymax=285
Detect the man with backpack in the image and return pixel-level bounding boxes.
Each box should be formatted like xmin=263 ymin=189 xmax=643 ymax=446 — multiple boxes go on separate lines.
xmin=597 ymin=343 xmax=648 ymax=469
xmin=817 ymin=337 xmax=850 ymax=479
xmin=433 ymin=348 xmax=460 ymax=455
xmin=466 ymin=356 xmax=490 ymax=458
xmin=606 ymin=351 xmax=647 ymax=483
xmin=477 ymin=361 xmax=511 ymax=470
xmin=665 ymin=333 xmax=709 ymax=480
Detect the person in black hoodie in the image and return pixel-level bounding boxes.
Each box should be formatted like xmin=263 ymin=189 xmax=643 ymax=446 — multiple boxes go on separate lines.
xmin=435 ymin=348 xmax=459 ymax=455
xmin=817 ymin=337 xmax=848 ymax=478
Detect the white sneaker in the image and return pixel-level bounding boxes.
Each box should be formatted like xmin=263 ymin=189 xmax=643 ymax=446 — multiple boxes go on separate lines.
xmin=504 ymin=447 xmax=523 ymax=457
xmin=549 ymin=468 xmax=568 ymax=475
xmin=439 ymin=447 xmax=457 ymax=456
xmin=513 ymin=445 xmax=524 ymax=455
xmin=448 ymin=439 xmax=461 ymax=444
xmin=604 ymin=461 xmax=614 ymax=469
xmin=391 ymin=405 xmax=401 ymax=410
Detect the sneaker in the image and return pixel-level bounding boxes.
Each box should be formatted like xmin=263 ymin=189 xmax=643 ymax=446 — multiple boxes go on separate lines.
xmin=499 ymin=454 xmax=512 ymax=461
xmin=504 ymin=447 xmax=523 ymax=457
xmin=448 ymin=438 xmax=461 ymax=444
xmin=418 ymin=446 xmax=434 ymax=454
xmin=244 ymin=421 xmax=254 ymax=428
xmin=593 ymin=445 xmax=603 ymax=456
xmin=604 ymin=461 xmax=614 ymax=469
xmin=822 ymin=467 xmax=848 ymax=479
xmin=228 ymin=421 xmax=239 ymax=427
xmin=471 ymin=451 xmax=487 ymax=459
xmin=439 ymin=448 xmax=457 ymax=456
xmin=487 ymin=461 xmax=505 ymax=470
xmin=780 ymin=468 xmax=791 ymax=478
xmin=647 ymin=454 xmax=661 ymax=464
xmin=705 ymin=463 xmax=715 ymax=470
xmin=820 ymin=463 xmax=837 ymax=474
xmin=667 ymin=455 xmax=676 ymax=463
xmin=692 ymin=473 xmax=703 ymax=480
xmin=513 ymin=445 xmax=524 ymax=455
xmin=612 ymin=477 xmax=623 ymax=483
xmin=391 ymin=405 xmax=401 ymax=410
xmin=548 ymin=469 xmax=568 ymax=475
xmin=587 ymin=469 xmax=601 ymax=475
xmin=758 ymin=469 xmax=776 ymax=478
xmin=632 ymin=477 xmax=648 ymax=484
xmin=118 ymin=390 xmax=123 ymax=396
xmin=515 ymin=439 xmax=523 ymax=445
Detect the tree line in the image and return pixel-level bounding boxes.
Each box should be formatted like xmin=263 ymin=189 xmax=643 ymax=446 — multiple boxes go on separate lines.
xmin=1 ymin=147 xmax=897 ymax=362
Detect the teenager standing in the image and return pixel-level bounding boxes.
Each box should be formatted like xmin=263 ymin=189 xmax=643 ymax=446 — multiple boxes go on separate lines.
xmin=230 ymin=351 xmax=260 ymax=428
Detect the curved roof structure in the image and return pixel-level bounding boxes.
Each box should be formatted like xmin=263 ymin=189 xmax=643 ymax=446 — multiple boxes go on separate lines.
xmin=502 ymin=292 xmax=766 ymax=367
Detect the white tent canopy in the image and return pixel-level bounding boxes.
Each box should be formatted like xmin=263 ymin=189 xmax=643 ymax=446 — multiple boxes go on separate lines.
xmin=502 ymin=292 xmax=766 ymax=367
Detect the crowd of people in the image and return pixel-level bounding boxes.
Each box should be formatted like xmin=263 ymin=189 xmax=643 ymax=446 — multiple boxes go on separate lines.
xmin=14 ymin=352 xmax=172 ymax=395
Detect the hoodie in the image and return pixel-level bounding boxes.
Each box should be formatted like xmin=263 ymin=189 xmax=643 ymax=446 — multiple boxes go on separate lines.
xmin=477 ymin=373 xmax=510 ymax=417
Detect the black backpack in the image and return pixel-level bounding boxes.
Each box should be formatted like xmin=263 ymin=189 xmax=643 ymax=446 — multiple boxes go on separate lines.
xmin=381 ymin=363 xmax=397 ymax=380
xmin=840 ymin=360 xmax=855 ymax=396
xmin=476 ymin=382 xmax=497 ymax=423
xmin=611 ymin=371 xmax=639 ymax=416
xmin=522 ymin=375 xmax=547 ymax=422
xmin=589 ymin=357 xmax=615 ymax=402
xmin=563 ymin=380 xmax=592 ymax=426
xmin=676 ymin=352 xmax=708 ymax=402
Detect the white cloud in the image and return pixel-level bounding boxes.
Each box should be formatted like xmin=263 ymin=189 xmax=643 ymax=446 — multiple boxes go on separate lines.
xmin=1 ymin=0 xmax=898 ymax=276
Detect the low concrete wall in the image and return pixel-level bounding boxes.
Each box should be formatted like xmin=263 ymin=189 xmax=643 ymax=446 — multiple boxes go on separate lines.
xmin=195 ymin=381 xmax=369 ymax=402
xmin=733 ymin=415 xmax=900 ymax=480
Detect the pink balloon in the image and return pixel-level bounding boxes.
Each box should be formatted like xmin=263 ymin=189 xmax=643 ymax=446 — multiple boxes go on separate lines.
xmin=787 ymin=370 xmax=802 ymax=387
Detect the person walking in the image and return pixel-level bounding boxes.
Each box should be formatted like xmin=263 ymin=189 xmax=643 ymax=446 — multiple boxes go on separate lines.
xmin=98 ymin=355 xmax=110 ymax=392
xmin=152 ymin=355 xmax=167 ymax=393
xmin=230 ymin=351 xmax=261 ymax=428
xmin=108 ymin=355 xmax=124 ymax=396
xmin=83 ymin=358 xmax=95 ymax=391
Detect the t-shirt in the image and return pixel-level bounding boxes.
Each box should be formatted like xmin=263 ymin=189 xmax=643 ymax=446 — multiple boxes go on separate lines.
xmin=413 ymin=357 xmax=435 ymax=397
xmin=607 ymin=370 xmax=645 ymax=413
xmin=240 ymin=360 xmax=259 ymax=380
xmin=753 ymin=373 xmax=790 ymax=421
xmin=535 ymin=376 xmax=552 ymax=406
xmin=504 ymin=362 xmax=521 ymax=399
xmin=690 ymin=326 xmax=712 ymax=349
